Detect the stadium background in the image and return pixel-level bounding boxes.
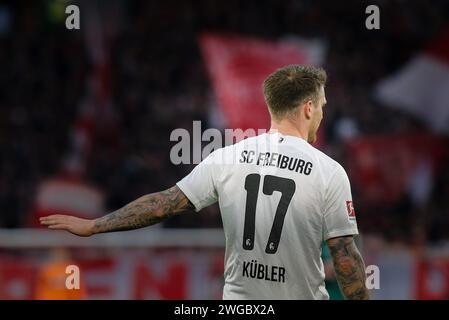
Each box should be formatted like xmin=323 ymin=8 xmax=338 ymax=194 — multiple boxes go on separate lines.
xmin=1 ymin=0 xmax=449 ymax=299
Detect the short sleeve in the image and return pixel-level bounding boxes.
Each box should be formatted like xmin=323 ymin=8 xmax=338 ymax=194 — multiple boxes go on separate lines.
xmin=323 ymin=164 xmax=359 ymax=241
xmin=176 ymin=150 xmax=220 ymax=212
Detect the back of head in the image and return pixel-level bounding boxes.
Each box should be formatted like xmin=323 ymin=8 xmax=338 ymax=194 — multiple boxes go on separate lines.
xmin=263 ymin=65 xmax=327 ymax=121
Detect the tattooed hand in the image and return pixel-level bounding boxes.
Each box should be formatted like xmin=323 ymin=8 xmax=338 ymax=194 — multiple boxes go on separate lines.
xmin=40 ymin=185 xmax=195 ymax=236
xmin=326 ymin=236 xmax=370 ymax=300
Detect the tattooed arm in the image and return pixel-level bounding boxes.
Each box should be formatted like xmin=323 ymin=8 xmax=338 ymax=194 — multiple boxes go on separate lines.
xmin=326 ymin=235 xmax=370 ymax=300
xmin=40 ymin=185 xmax=194 ymax=236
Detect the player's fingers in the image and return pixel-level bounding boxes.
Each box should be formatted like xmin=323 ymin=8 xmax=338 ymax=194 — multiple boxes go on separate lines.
xmin=40 ymin=215 xmax=56 ymax=219
xmin=40 ymin=219 xmax=52 ymax=225
xmin=40 ymin=218 xmax=59 ymax=225
xmin=47 ymin=224 xmax=69 ymax=230
xmin=40 ymin=216 xmax=56 ymax=224
xmin=40 ymin=217 xmax=58 ymax=225
xmin=40 ymin=214 xmax=65 ymax=220
xmin=40 ymin=215 xmax=68 ymax=224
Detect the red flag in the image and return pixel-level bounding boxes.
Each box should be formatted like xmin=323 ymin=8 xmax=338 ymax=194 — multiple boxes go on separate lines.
xmin=346 ymin=133 xmax=448 ymax=205
xmin=199 ymin=33 xmax=325 ymax=146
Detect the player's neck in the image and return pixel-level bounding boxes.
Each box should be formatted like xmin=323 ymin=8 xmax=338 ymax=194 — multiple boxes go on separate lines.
xmin=269 ymin=119 xmax=309 ymax=141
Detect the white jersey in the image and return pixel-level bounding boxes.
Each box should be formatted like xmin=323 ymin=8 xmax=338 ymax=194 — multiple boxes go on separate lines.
xmin=176 ymin=132 xmax=358 ymax=300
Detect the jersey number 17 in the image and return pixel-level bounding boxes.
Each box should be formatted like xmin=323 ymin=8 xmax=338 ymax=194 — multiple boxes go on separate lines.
xmin=243 ymin=174 xmax=296 ymax=254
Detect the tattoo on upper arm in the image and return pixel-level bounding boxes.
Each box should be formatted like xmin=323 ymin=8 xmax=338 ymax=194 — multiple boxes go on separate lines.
xmin=93 ymin=186 xmax=194 ymax=233
xmin=159 ymin=185 xmax=195 ymax=215
xmin=327 ymin=236 xmax=370 ymax=300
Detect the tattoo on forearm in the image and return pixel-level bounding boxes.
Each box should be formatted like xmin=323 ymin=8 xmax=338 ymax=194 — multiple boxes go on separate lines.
xmin=93 ymin=186 xmax=194 ymax=234
xmin=327 ymin=236 xmax=370 ymax=300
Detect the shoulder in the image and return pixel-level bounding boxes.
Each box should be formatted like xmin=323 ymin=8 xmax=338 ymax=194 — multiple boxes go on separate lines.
xmin=231 ymin=134 xmax=262 ymax=149
xmin=209 ymin=134 xmax=262 ymax=158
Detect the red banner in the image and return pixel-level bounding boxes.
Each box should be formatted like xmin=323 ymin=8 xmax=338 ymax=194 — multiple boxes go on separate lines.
xmin=0 ymin=249 xmax=224 ymax=300
xmin=416 ymin=257 xmax=449 ymax=300
xmin=346 ymin=133 xmax=448 ymax=204
xmin=199 ymin=33 xmax=324 ymax=133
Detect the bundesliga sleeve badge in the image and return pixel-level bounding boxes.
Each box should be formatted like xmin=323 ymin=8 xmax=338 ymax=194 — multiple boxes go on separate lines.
xmin=346 ymin=201 xmax=356 ymax=219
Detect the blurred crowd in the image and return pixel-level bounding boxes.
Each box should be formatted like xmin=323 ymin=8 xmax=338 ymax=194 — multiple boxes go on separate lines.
xmin=0 ymin=0 xmax=448 ymax=243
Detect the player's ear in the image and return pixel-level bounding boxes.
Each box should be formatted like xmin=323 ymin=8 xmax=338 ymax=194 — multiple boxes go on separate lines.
xmin=304 ymin=100 xmax=313 ymax=120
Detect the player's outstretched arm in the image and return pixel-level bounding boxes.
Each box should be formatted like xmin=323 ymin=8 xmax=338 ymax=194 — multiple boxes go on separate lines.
xmin=326 ymin=235 xmax=370 ymax=300
xmin=40 ymin=185 xmax=194 ymax=237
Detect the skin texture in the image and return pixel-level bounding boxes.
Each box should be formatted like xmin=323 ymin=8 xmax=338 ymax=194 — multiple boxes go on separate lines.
xmin=326 ymin=236 xmax=370 ymax=300
xmin=307 ymin=86 xmax=326 ymax=144
xmin=40 ymin=185 xmax=194 ymax=236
